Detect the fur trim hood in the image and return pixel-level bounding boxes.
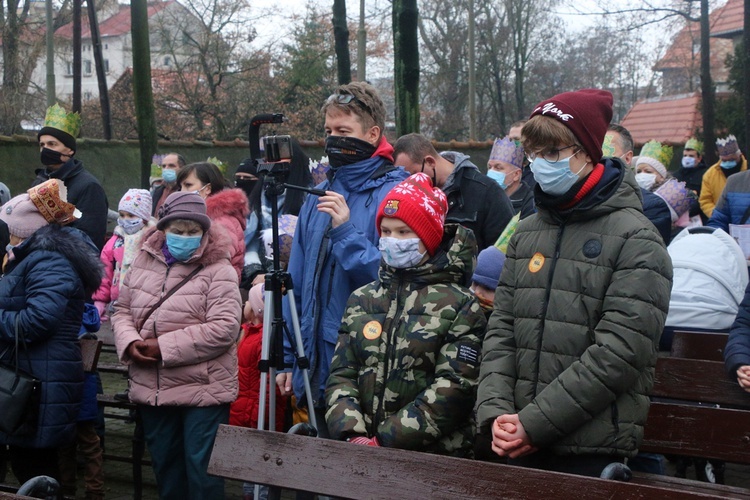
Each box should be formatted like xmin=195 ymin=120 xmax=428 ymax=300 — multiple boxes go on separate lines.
xmin=206 ymin=188 xmax=250 ymax=230
xmin=14 ymin=224 xmax=104 ymax=295
xmin=141 ymin=223 xmax=234 ymax=266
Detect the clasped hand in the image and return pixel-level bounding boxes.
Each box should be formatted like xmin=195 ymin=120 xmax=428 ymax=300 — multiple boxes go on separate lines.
xmin=127 ymin=338 xmax=161 ymax=364
xmin=491 ymin=413 xmax=537 ymax=459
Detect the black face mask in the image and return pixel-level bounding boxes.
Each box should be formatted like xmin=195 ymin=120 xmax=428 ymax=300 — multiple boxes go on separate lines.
xmin=235 ymin=178 xmax=258 ymax=198
xmin=325 ymin=136 xmax=377 ymax=169
xmin=40 ymin=147 xmax=67 ymax=166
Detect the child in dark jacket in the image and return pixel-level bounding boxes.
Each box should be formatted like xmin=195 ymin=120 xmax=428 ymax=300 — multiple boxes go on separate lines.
xmin=325 ymin=173 xmax=486 ymax=456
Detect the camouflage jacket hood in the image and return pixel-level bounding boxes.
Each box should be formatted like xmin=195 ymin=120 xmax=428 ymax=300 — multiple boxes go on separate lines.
xmin=325 ymin=224 xmax=487 ymax=457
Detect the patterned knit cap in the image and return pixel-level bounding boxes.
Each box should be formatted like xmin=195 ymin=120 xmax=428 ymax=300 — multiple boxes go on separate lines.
xmin=119 ymin=189 xmax=152 ymax=221
xmin=376 ymin=173 xmax=448 ymax=256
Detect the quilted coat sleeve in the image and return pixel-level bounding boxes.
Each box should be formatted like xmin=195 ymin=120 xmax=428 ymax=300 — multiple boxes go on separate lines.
xmin=158 ymin=262 xmax=241 ymax=368
xmin=475 ymin=235 xmax=520 ymax=433
xmin=325 ymin=300 xmax=369 ymax=440
xmin=111 ymin=256 xmax=142 ymax=365
xmin=518 ymin=227 xmax=672 ymax=448
xmin=725 ymin=285 xmax=750 ymax=375
xmin=376 ymin=297 xmax=486 ymax=449
xmin=0 ymin=254 xmax=80 ymax=343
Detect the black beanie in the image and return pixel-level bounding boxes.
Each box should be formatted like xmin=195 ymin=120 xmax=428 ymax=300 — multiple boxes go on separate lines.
xmin=38 ymin=126 xmax=77 ymax=153
xmin=236 ymin=157 xmax=258 ymax=176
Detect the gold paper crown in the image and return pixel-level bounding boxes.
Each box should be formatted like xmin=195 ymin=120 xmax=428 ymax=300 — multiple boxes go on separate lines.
xmin=206 ymin=156 xmax=228 ymax=176
xmin=43 ymin=104 xmax=81 ymax=138
xmin=27 ymin=179 xmax=81 ymax=225
xmin=684 ymin=137 xmax=703 ymax=154
xmin=640 ymin=140 xmax=673 ymax=168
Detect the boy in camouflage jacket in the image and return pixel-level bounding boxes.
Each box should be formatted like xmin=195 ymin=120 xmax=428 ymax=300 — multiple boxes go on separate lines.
xmin=325 ymin=173 xmax=487 ymax=456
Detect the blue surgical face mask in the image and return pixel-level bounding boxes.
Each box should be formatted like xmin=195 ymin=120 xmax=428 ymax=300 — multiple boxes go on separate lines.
xmin=486 ymin=170 xmax=508 ymax=190
xmin=162 ymin=168 xmax=178 ymax=183
xmin=165 ymin=233 xmax=202 ymax=262
xmin=721 ymin=160 xmax=738 ymax=169
xmin=530 ymin=152 xmax=587 ymax=196
xmin=379 ymin=237 xmax=426 ymax=269
xmin=681 ymin=157 xmax=696 ymax=168
xmin=118 ymin=217 xmax=144 ymax=235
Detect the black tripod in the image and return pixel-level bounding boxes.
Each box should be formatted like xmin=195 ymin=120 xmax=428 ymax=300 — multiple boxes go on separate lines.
xmin=256 ymin=169 xmax=324 ymax=434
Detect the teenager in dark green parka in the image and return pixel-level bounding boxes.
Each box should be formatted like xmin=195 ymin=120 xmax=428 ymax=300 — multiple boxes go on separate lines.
xmin=476 ymin=89 xmax=673 ymax=477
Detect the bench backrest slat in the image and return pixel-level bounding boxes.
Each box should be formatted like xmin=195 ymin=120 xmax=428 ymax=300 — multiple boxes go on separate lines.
xmin=670 ymin=331 xmax=728 ymax=361
xmin=208 ymin=425 xmax=725 ymax=499
xmin=641 ymin=402 xmax=750 ymax=463
xmin=652 ymin=357 xmax=750 ymax=409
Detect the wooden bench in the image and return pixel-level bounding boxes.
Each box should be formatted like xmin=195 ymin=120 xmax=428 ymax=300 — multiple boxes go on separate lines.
xmin=631 ymin=355 xmax=750 ymax=496
xmin=670 ymin=330 xmax=729 ymax=361
xmin=208 ymin=426 xmax=731 ymax=499
xmin=206 ymin=330 xmax=750 ymax=498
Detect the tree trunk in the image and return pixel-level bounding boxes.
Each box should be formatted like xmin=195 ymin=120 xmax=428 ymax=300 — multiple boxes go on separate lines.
xmin=744 ymin=0 xmax=750 ymax=154
xmin=700 ymin=0 xmax=716 ymax=165
xmin=45 ymin=0 xmax=56 ymax=106
xmin=87 ymin=0 xmax=112 ymax=139
xmin=131 ymin=0 xmax=158 ymax=188
xmin=357 ymin=0 xmax=366 ymax=81
xmin=73 ymin=0 xmax=81 ymax=112
xmin=393 ymin=0 xmax=420 ymax=135
xmin=332 ymin=0 xmax=351 ymax=85
xmin=468 ymin=0 xmax=476 ymax=140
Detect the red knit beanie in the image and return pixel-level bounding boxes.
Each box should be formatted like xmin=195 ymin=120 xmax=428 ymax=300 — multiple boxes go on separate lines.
xmin=529 ymin=89 xmax=613 ymax=164
xmin=376 ymin=173 xmax=448 ymax=256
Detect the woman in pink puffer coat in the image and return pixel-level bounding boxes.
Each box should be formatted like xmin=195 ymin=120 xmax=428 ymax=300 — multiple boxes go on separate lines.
xmin=112 ymin=192 xmax=241 ymax=500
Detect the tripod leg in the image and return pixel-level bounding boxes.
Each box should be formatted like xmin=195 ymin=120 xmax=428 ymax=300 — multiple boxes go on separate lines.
xmin=286 ymin=290 xmax=319 ymax=432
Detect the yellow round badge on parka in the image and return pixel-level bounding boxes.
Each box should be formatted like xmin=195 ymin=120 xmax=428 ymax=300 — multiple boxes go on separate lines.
xmin=363 ymin=321 xmax=382 ymax=340
xmin=529 ymin=252 xmax=545 ymax=273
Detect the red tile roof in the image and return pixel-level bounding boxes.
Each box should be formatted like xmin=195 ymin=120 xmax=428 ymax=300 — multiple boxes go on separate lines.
xmin=711 ymin=0 xmax=744 ymax=37
xmin=56 ymin=1 xmax=173 ymax=39
xmin=620 ymin=93 xmax=702 ymax=147
xmin=654 ymin=4 xmax=728 ymax=71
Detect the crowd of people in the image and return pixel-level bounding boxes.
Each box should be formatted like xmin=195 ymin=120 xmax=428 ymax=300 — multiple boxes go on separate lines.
xmin=2 ymin=81 xmax=750 ymax=499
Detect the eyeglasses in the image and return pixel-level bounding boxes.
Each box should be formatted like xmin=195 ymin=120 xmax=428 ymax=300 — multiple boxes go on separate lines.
xmin=525 ymin=144 xmax=579 ymax=163
xmin=326 ymin=93 xmax=370 ymax=114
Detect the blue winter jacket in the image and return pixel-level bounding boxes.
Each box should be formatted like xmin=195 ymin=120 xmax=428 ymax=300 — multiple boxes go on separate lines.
xmin=284 ymin=154 xmax=408 ymax=408
xmin=708 ymin=170 xmax=750 ymax=232
xmin=725 ymin=283 xmax=750 ymax=376
xmin=0 ymin=225 xmax=103 ymax=448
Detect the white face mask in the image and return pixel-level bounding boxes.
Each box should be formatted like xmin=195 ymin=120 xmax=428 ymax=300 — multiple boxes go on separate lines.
xmin=635 ymin=172 xmax=657 ymax=191
xmin=378 ymin=237 xmax=426 ymax=269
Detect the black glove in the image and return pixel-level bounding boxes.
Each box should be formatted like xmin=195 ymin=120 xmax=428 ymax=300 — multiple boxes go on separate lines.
xmin=240 ymin=263 xmax=264 ymax=290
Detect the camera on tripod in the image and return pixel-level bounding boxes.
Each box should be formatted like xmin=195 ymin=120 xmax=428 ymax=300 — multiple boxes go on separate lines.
xmin=257 ymin=135 xmax=293 ymax=176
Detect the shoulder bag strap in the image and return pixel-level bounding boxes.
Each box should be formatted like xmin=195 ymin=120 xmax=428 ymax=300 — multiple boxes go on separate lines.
xmin=135 ymin=264 xmax=204 ymax=332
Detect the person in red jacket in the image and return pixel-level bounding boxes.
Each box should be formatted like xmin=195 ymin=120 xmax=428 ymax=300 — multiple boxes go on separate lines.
xmin=230 ymin=282 xmax=287 ymax=431
xmin=230 ymin=282 xmax=287 ymax=500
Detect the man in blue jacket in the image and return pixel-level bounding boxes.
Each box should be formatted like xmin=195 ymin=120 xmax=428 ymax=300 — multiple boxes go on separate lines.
xmin=277 ymin=82 xmax=408 ymax=436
